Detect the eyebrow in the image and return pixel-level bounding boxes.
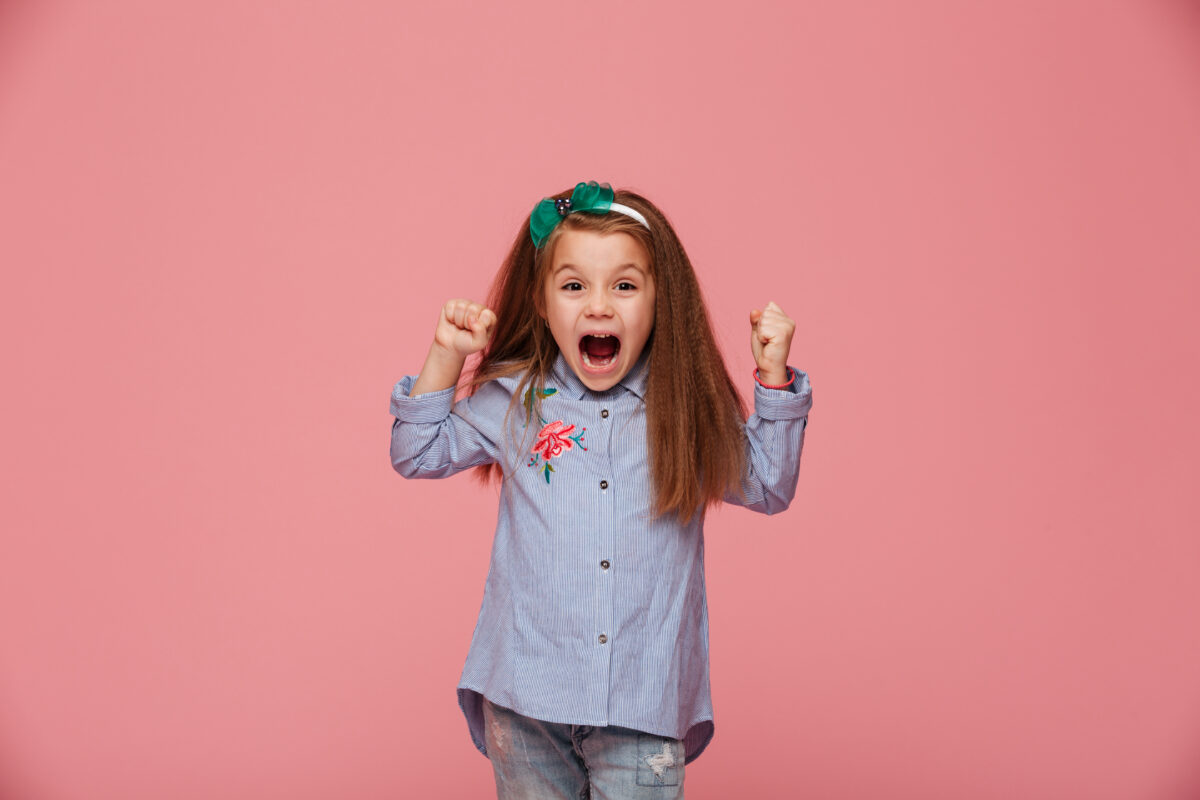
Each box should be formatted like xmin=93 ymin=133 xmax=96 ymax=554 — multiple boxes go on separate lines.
xmin=552 ymin=263 xmax=649 ymax=277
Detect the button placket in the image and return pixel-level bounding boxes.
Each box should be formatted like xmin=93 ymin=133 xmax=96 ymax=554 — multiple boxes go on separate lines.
xmin=591 ymin=396 xmax=616 ymax=695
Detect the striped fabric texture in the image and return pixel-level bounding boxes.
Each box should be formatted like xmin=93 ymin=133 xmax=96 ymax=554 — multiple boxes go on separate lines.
xmin=390 ymin=353 xmax=812 ymax=764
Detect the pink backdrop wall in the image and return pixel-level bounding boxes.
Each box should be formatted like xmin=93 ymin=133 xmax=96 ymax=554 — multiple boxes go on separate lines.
xmin=2 ymin=1 xmax=1198 ymax=798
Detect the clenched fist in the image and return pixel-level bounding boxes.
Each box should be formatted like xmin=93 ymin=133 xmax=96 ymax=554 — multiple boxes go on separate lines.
xmin=434 ymin=298 xmax=497 ymax=358
xmin=749 ymin=301 xmax=796 ymax=386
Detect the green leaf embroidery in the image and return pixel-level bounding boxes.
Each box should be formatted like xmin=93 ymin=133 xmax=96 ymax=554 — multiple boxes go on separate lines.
xmin=523 ymin=385 xmax=558 ymax=425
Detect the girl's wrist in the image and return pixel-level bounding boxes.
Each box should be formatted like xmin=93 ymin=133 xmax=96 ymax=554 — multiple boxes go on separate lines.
xmin=753 ymin=366 xmax=795 ymax=389
xmin=429 ymin=339 xmax=467 ymax=362
xmin=411 ymin=343 xmax=467 ymax=397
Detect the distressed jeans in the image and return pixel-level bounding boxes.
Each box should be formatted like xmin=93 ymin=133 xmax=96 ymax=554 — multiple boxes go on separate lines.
xmin=482 ymin=698 xmax=686 ymax=800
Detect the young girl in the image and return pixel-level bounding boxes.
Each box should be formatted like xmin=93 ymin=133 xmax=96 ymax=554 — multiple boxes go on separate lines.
xmin=390 ymin=181 xmax=812 ymax=799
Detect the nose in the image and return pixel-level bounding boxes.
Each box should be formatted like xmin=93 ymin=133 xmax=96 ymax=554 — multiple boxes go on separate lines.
xmin=585 ymin=288 xmax=613 ymax=317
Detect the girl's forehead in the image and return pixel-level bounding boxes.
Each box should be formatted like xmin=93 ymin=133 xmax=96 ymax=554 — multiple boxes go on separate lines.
xmin=548 ymin=229 xmax=650 ymax=271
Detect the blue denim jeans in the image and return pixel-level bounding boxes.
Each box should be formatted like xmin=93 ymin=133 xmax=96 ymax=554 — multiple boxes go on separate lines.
xmin=482 ymin=698 xmax=686 ymax=800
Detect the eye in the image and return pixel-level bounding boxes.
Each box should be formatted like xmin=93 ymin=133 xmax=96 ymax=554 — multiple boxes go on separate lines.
xmin=561 ymin=281 xmax=583 ymax=292
xmin=616 ymin=281 xmax=637 ymax=291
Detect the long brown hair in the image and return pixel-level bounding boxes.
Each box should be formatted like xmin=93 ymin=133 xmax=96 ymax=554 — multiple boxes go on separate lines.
xmin=468 ymin=187 xmax=747 ymax=522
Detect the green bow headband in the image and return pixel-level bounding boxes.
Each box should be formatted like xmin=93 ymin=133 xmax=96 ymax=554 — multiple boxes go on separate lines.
xmin=529 ymin=181 xmax=651 ymax=248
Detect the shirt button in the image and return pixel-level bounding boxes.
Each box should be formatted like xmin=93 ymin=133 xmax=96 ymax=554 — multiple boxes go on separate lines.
xmin=600 ymin=560 xmax=610 ymax=570
xmin=598 ymin=634 xmax=608 ymax=644
xmin=600 ymin=480 xmax=609 ymax=490
xmin=601 ymin=409 xmax=609 ymax=418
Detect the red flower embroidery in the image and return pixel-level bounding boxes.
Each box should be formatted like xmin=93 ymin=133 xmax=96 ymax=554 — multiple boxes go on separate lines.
xmin=532 ymin=420 xmax=576 ymax=461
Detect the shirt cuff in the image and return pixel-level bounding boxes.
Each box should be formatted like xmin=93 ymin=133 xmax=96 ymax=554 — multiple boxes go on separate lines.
xmin=752 ymin=366 xmax=813 ymax=420
xmin=390 ymin=376 xmax=456 ymax=422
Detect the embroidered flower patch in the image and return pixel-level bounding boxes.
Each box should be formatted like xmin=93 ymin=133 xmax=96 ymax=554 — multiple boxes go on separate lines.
xmin=527 ymin=419 xmax=587 ymax=483
xmin=519 ymin=383 xmax=586 ymax=483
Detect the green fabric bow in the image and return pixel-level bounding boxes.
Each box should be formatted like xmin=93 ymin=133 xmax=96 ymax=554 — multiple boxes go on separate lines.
xmin=529 ymin=181 xmax=615 ymax=248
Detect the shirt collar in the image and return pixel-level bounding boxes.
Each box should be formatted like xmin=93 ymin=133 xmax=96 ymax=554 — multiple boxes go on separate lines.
xmin=549 ymin=349 xmax=649 ymax=401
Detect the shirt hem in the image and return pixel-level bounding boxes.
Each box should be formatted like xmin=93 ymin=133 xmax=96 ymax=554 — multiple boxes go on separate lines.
xmin=457 ymin=685 xmax=715 ymax=765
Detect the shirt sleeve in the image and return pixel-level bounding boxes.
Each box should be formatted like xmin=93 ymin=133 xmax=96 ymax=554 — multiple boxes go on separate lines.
xmin=389 ymin=375 xmax=506 ymax=480
xmin=726 ymin=366 xmax=813 ymax=515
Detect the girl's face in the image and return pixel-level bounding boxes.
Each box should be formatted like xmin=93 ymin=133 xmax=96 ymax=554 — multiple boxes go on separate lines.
xmin=542 ymin=228 xmax=656 ymax=392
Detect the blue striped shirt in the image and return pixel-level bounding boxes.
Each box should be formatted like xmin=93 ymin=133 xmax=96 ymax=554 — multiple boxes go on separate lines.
xmin=389 ymin=352 xmax=812 ymax=763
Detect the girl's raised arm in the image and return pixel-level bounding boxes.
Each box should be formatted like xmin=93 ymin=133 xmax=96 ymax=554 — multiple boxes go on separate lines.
xmin=390 ymin=299 xmax=502 ymax=480
xmin=732 ymin=300 xmax=813 ymax=514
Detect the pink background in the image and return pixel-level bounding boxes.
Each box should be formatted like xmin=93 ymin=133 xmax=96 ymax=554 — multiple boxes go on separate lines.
xmin=2 ymin=1 xmax=1199 ymax=798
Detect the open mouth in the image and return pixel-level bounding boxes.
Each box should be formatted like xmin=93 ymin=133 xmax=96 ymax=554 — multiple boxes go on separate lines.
xmin=579 ymin=333 xmax=621 ymax=370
